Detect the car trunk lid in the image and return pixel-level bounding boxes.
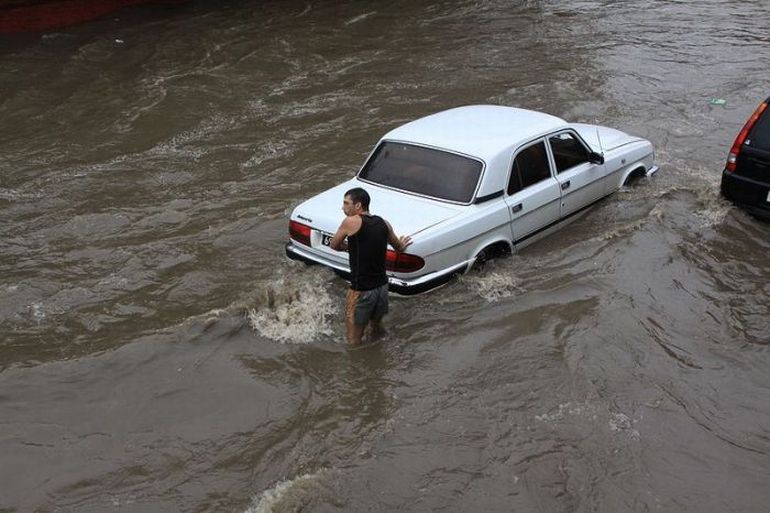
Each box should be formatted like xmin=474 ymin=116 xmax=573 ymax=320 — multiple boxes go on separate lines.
xmin=291 ymin=180 xmax=464 ymax=245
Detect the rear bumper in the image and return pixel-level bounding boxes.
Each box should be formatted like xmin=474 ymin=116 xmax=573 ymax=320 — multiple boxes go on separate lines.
xmin=285 ymin=241 xmax=468 ymax=295
xmin=721 ymin=169 xmax=770 ymax=219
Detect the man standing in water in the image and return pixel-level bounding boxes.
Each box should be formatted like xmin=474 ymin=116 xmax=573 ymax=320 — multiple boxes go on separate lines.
xmin=329 ymin=187 xmax=412 ymax=347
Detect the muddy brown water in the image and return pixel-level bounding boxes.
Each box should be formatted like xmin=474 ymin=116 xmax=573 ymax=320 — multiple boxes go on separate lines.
xmin=1 ymin=1 xmax=769 ymax=511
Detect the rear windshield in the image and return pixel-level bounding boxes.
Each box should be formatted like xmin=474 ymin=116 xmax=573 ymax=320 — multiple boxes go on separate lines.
xmin=358 ymin=141 xmax=483 ymax=203
xmin=747 ymin=105 xmax=770 ymax=151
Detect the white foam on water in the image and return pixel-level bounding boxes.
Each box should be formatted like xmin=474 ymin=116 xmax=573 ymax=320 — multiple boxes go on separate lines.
xmin=651 ymin=150 xmax=732 ymax=228
xmin=649 ymin=183 xmax=731 ymax=229
xmin=0 ymin=188 xmax=41 ymax=202
xmin=609 ymin=412 xmax=641 ymax=441
xmin=147 ymin=114 xmax=239 ymax=161
xmin=164 ymin=306 xmax=231 ymax=332
xmin=535 ymin=404 xmax=641 ymax=441
xmin=463 ymin=271 xmax=524 ymax=302
xmin=693 ymin=203 xmax=731 ymax=228
xmin=595 ymin=216 xmax=650 ymax=242
xmin=59 ymin=212 xmax=132 ymax=238
xmin=244 ymin=471 xmax=325 ymax=513
xmin=96 ymin=274 xmax=130 ymax=288
xmin=534 ymin=401 xmax=599 ymax=423
xmin=345 ymin=12 xmax=376 ymax=25
xmin=248 ymin=271 xmax=337 ymax=344
xmin=608 ymin=412 xmax=632 ymax=431
xmin=29 ymin=302 xmax=46 ymax=324
xmin=242 ymin=140 xmax=295 ymax=168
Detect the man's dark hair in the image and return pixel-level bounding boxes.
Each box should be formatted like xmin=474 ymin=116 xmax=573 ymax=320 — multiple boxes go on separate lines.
xmin=345 ymin=187 xmax=370 ymax=210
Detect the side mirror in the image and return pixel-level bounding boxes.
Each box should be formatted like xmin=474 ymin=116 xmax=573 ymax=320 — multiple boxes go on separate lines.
xmin=588 ymin=151 xmax=605 ymax=165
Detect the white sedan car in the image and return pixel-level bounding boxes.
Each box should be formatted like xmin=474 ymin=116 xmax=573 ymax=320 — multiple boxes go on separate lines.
xmin=286 ymin=105 xmax=658 ymax=295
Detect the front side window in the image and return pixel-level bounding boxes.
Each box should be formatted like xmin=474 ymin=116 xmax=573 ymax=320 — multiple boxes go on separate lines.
xmin=549 ymin=132 xmax=589 ymax=172
xmin=358 ymin=141 xmax=483 ymax=203
xmin=508 ymin=140 xmax=551 ymax=194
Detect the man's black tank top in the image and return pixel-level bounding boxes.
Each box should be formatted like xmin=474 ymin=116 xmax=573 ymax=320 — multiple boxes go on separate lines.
xmin=348 ymin=214 xmax=388 ymax=291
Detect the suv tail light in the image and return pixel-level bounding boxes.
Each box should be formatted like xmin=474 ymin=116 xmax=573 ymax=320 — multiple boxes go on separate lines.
xmin=386 ymin=249 xmax=424 ymax=273
xmin=726 ymin=100 xmax=768 ymax=172
xmin=289 ymin=220 xmax=312 ymax=246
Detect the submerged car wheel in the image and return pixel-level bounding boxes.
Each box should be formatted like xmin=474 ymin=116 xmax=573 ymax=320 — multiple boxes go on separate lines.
xmin=623 ymin=167 xmax=648 ymax=186
xmin=472 ymin=242 xmax=511 ymax=271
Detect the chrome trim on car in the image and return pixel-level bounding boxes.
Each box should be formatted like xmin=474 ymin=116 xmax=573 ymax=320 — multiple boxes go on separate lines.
xmin=285 ymin=242 xmax=349 ymax=272
xmin=285 ymin=242 xmax=470 ymax=296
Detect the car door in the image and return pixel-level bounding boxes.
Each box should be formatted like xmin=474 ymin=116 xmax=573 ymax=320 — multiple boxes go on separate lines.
xmin=547 ymin=131 xmax=606 ymax=217
xmin=505 ymin=138 xmax=561 ymax=243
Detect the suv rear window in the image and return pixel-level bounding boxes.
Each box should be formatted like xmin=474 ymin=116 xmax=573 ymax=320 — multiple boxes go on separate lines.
xmin=747 ymin=107 xmax=770 ymax=151
xmin=358 ymin=141 xmax=483 ymax=203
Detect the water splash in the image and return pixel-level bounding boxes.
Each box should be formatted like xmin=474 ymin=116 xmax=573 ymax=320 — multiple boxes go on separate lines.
xmin=693 ymin=202 xmax=730 ymax=227
xmin=463 ymin=271 xmax=524 ymax=302
xmin=244 ymin=471 xmax=327 ymax=513
xmin=653 ymin=149 xmax=731 ymax=228
xmin=248 ymin=270 xmax=338 ymax=344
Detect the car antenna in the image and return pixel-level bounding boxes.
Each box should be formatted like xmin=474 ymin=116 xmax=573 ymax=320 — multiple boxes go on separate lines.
xmin=595 ymin=125 xmax=604 ymax=156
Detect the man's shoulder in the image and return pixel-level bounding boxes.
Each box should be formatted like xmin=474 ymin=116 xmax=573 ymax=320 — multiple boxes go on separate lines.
xmin=373 ymin=215 xmax=391 ymax=230
xmin=368 ymin=214 xmax=387 ymax=223
xmin=366 ymin=214 xmax=389 ymax=229
xmin=342 ymin=214 xmax=363 ymax=234
xmin=343 ymin=215 xmax=361 ymax=225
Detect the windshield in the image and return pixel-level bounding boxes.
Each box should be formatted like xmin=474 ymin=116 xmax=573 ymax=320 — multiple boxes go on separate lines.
xmin=358 ymin=141 xmax=483 ymax=203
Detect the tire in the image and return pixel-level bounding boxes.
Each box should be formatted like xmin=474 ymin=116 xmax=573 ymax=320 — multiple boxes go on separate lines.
xmin=472 ymin=247 xmax=492 ymax=270
xmin=472 ymin=243 xmax=510 ymax=270
xmin=623 ymin=168 xmax=647 ymax=186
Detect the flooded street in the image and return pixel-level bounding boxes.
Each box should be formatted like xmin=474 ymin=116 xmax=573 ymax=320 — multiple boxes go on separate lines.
xmin=1 ymin=0 xmax=769 ymax=511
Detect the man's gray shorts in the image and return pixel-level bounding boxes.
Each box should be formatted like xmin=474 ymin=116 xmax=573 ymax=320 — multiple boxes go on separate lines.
xmin=347 ymin=284 xmax=389 ymax=325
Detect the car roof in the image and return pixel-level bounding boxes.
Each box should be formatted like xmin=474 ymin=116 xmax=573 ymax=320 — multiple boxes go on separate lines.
xmin=381 ymin=105 xmax=569 ymax=162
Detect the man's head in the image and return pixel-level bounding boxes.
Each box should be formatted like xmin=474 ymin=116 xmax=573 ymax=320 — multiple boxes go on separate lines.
xmin=343 ymin=187 xmax=370 ymax=216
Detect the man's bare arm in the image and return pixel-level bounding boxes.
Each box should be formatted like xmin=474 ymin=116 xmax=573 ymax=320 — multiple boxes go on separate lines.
xmin=329 ymin=216 xmax=360 ymax=251
xmin=386 ymin=221 xmax=412 ymax=252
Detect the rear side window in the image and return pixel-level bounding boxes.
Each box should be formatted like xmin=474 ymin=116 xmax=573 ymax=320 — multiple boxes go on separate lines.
xmin=549 ymin=132 xmax=589 ymax=172
xmin=747 ymin=108 xmax=770 ymax=151
xmin=508 ymin=141 xmax=551 ymax=194
xmin=359 ymin=141 xmax=483 ymax=203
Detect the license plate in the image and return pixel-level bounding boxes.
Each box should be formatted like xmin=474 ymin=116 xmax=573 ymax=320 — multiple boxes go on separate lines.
xmin=321 ymin=232 xmax=333 ymax=246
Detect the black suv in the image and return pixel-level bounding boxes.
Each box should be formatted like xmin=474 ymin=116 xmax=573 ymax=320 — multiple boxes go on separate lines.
xmin=721 ymin=96 xmax=770 ymax=219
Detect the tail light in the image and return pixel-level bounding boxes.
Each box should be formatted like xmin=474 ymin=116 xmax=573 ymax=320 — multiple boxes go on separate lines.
xmin=726 ymin=100 xmax=768 ymax=172
xmin=289 ymin=220 xmax=311 ymax=246
xmin=385 ymin=249 xmax=424 ymax=273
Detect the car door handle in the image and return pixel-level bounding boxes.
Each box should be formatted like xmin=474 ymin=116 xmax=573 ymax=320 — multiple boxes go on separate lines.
xmin=561 ymin=180 xmax=571 ymax=190
xmin=511 ymin=203 xmax=523 ymax=213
